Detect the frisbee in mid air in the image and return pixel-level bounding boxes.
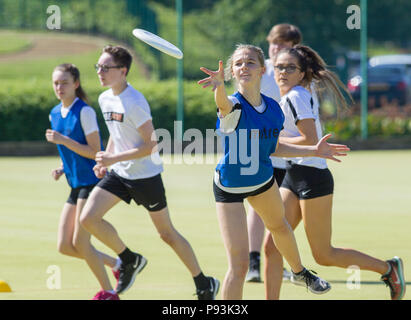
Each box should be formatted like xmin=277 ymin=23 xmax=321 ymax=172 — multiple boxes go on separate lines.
xmin=132 ymin=28 xmax=183 ymax=60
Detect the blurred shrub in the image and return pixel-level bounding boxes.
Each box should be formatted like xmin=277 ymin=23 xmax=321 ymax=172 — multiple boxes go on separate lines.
xmin=0 ymin=80 xmax=218 ymax=141
xmin=1 ymin=80 xmax=410 ymax=142
xmin=324 ymin=114 xmax=411 ymax=140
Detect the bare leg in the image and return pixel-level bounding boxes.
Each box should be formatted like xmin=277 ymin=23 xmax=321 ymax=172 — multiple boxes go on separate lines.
xmin=216 ymin=202 xmax=249 ymax=300
xmin=149 ymin=207 xmax=201 ymax=276
xmin=80 ymin=187 xmax=125 ymax=254
xmin=301 ymin=194 xmax=389 ymax=275
xmin=57 ymin=202 xmax=117 ymax=268
xmin=247 ymin=183 xmax=304 ymax=274
xmin=264 ymin=188 xmax=302 ymax=300
xmin=247 ymin=204 xmax=265 ymax=253
xmin=73 ymin=198 xmax=114 ymax=291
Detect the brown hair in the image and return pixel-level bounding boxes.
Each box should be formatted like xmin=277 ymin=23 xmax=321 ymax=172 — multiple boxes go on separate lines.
xmin=54 ymin=63 xmax=88 ymax=104
xmin=224 ymin=44 xmax=265 ymax=82
xmin=266 ymin=23 xmax=302 ymax=45
xmin=102 ymin=45 xmax=132 ymax=75
xmin=276 ymin=45 xmax=353 ymax=109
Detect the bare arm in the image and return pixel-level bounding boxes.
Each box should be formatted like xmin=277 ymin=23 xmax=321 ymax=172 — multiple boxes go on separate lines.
xmin=198 ymin=60 xmax=233 ymax=117
xmin=45 ymin=129 xmax=101 ymax=159
xmin=105 ymin=136 xmax=115 ymax=153
xmin=279 ymin=119 xmax=318 ymax=146
xmin=273 ymin=134 xmax=350 ymax=163
xmin=95 ymin=120 xmax=157 ymax=167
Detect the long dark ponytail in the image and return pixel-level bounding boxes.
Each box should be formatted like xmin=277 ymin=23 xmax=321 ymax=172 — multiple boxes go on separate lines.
xmin=278 ymin=45 xmax=353 ymax=110
xmin=54 ymin=63 xmax=89 ymax=104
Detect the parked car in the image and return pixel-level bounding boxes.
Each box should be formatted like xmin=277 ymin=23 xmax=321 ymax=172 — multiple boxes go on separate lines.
xmin=369 ymin=54 xmax=411 ymax=68
xmin=347 ymin=60 xmax=411 ymax=107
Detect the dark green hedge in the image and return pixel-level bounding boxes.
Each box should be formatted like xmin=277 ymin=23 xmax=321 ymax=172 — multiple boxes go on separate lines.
xmin=0 ymin=80 xmax=218 ymax=141
xmin=1 ymin=81 xmax=410 ymax=142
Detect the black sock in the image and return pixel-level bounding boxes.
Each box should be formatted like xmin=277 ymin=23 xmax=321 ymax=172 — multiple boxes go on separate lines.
xmin=293 ymin=267 xmax=306 ymax=275
xmin=118 ymin=247 xmax=135 ymax=264
xmin=193 ymin=272 xmax=209 ymax=291
xmin=249 ymin=251 xmax=260 ymax=263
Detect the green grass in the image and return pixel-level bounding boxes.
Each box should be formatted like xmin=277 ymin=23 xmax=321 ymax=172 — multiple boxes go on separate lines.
xmin=0 ymin=31 xmax=33 ymax=54
xmin=0 ymin=150 xmax=410 ymax=300
xmin=0 ymin=30 xmax=144 ymax=91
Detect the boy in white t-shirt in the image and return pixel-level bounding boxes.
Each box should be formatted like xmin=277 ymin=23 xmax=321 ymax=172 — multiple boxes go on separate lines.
xmin=80 ymin=45 xmax=219 ymax=300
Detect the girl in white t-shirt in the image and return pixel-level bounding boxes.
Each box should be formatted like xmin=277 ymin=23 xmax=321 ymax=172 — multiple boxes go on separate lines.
xmin=263 ymin=45 xmax=405 ymax=300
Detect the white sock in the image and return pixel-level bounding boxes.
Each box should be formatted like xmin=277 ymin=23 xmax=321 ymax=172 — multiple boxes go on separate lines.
xmin=112 ymin=258 xmax=122 ymax=272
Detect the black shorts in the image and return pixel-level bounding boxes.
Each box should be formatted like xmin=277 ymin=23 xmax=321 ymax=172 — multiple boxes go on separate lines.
xmin=97 ymin=170 xmax=167 ymax=212
xmin=274 ymin=168 xmax=286 ymax=187
xmin=281 ymin=163 xmax=334 ymax=200
xmin=213 ymin=175 xmax=275 ymax=203
xmin=67 ymin=185 xmax=96 ymax=205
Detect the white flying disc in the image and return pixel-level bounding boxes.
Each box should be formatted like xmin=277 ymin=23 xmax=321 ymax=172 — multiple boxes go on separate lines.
xmin=132 ymin=28 xmax=183 ymax=60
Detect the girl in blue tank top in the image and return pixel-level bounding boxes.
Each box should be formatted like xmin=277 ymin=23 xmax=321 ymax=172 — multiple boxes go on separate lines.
xmin=198 ymin=44 xmax=350 ymax=299
xmin=46 ymin=64 xmax=120 ymax=294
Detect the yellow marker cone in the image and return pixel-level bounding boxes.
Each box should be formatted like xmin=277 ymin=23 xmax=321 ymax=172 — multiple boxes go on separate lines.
xmin=0 ymin=280 xmax=11 ymax=292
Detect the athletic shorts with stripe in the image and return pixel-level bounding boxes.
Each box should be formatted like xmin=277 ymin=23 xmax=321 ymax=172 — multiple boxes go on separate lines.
xmin=97 ymin=170 xmax=167 ymax=212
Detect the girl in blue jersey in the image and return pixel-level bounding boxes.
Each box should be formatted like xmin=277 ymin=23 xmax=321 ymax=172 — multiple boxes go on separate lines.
xmin=264 ymin=45 xmax=405 ymax=300
xmin=198 ymin=44 xmax=350 ymax=299
xmin=46 ymin=64 xmax=120 ymax=299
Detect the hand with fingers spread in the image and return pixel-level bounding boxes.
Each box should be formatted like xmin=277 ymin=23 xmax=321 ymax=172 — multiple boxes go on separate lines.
xmin=198 ymin=60 xmax=233 ymax=117
xmin=198 ymin=60 xmax=225 ymax=91
xmin=315 ymin=134 xmax=350 ymax=162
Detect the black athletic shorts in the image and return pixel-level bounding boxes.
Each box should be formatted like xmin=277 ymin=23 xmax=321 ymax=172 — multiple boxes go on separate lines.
xmin=97 ymin=170 xmax=167 ymax=212
xmin=67 ymin=184 xmax=96 ymax=205
xmin=213 ymin=175 xmax=275 ymax=203
xmin=281 ymin=162 xmax=334 ymax=200
xmin=274 ymin=168 xmax=286 ymax=187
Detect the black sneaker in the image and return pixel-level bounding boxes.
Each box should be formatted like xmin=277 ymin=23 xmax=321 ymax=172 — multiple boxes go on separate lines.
xmin=115 ymin=253 xmax=147 ymax=295
xmin=291 ymin=268 xmax=331 ymax=294
xmin=196 ymin=277 xmax=220 ymax=300
xmin=381 ymin=256 xmax=406 ymax=300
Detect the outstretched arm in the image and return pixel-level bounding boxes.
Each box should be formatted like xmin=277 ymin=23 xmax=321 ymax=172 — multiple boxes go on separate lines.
xmin=273 ymin=134 xmax=350 ymax=162
xmin=198 ymin=60 xmax=233 ymax=117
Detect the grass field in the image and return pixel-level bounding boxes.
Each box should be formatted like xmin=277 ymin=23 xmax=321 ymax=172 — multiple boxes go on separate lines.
xmin=0 ymin=30 xmax=145 ymax=91
xmin=0 ymin=31 xmax=33 ymax=55
xmin=0 ymin=150 xmax=410 ymax=300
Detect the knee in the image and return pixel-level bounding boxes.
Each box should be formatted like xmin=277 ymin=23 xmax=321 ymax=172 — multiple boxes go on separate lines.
xmin=57 ymin=241 xmax=74 ymax=256
xmin=72 ymin=237 xmax=90 ymax=256
xmin=265 ymin=218 xmax=291 ymax=236
xmin=79 ymin=211 xmax=95 ymax=233
xmin=263 ymin=235 xmax=281 ymax=259
xmin=229 ymin=255 xmax=249 ymax=280
xmin=312 ymin=248 xmax=334 ymax=266
xmin=159 ymin=230 xmax=177 ymax=247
